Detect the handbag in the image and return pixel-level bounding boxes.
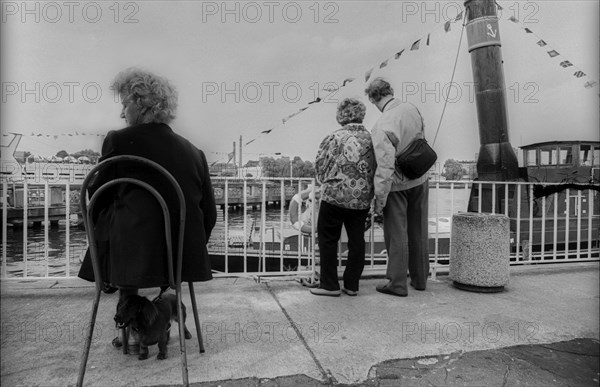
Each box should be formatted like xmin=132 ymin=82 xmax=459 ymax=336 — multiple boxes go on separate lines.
xmin=395 ymin=137 xmax=437 ymax=179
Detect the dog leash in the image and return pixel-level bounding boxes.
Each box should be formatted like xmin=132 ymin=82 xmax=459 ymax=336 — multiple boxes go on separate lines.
xmin=151 ymin=285 xmax=170 ymax=303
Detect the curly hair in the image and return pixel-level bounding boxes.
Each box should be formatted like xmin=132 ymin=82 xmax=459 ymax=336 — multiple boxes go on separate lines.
xmin=336 ymin=98 xmax=366 ymax=125
xmin=111 ymin=67 xmax=178 ymax=124
xmin=364 ymin=77 xmax=394 ymax=103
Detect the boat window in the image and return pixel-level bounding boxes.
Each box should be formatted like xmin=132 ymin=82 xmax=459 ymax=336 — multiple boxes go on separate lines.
xmin=579 ymin=145 xmax=592 ymax=166
xmin=593 ymin=146 xmax=600 ymax=166
xmin=540 ymin=148 xmax=556 ymax=165
xmin=526 ymin=149 xmax=537 ymax=166
xmin=558 ymin=146 xmax=572 ymax=165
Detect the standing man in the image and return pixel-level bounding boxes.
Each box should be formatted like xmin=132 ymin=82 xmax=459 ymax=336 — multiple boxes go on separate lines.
xmin=366 ymin=77 xmax=429 ymax=297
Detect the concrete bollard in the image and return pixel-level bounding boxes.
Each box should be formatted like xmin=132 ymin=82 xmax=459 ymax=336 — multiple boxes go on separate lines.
xmin=449 ymin=212 xmax=510 ymax=292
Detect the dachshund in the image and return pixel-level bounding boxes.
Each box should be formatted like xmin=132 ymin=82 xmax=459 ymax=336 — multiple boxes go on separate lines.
xmin=114 ymin=294 xmax=192 ymax=360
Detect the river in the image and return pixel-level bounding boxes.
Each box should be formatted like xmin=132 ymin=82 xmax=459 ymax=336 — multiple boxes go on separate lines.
xmin=1 ymin=187 xmax=470 ymax=278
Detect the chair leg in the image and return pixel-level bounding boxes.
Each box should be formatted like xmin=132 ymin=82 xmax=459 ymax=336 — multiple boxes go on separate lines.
xmin=76 ymin=289 xmax=102 ymax=387
xmin=188 ymin=282 xmax=205 ymax=353
xmin=176 ymin=285 xmax=189 ymax=387
xmin=120 ymin=327 xmax=128 ymax=354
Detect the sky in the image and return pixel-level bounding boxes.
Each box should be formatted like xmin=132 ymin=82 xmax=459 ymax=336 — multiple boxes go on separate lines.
xmin=1 ymin=0 xmax=599 ymax=167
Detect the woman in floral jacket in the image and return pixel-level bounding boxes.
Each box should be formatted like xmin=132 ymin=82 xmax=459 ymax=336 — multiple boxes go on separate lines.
xmin=311 ymin=98 xmax=375 ymax=297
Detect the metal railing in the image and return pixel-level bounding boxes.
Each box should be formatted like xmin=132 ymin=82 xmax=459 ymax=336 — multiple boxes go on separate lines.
xmin=1 ymin=178 xmax=598 ymax=280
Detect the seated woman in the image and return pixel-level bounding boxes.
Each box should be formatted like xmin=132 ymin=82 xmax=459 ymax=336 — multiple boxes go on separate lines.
xmin=78 ymin=67 xmax=217 ymax=350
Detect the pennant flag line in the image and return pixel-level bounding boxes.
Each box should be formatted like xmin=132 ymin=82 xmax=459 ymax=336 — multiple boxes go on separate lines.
xmin=240 ymin=10 xmax=469 ymax=148
xmin=506 ymin=11 xmax=598 ymax=92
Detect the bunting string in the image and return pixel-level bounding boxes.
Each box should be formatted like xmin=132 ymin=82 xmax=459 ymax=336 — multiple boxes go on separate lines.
xmin=242 ymin=9 xmax=467 ymax=150
xmin=503 ymin=2 xmax=598 ymax=95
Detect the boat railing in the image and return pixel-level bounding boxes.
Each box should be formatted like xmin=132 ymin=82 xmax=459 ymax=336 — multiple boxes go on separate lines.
xmin=1 ymin=178 xmax=598 ymax=280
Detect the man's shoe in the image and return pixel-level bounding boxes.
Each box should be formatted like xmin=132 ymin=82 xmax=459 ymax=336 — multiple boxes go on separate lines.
xmin=376 ymin=284 xmax=407 ymax=297
xmin=410 ymin=282 xmax=426 ymax=291
xmin=342 ymin=288 xmax=358 ymax=296
xmin=310 ymin=288 xmax=341 ymax=297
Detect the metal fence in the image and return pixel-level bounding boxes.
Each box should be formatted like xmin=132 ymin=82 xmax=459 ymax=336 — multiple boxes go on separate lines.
xmin=1 ymin=178 xmax=598 ymax=280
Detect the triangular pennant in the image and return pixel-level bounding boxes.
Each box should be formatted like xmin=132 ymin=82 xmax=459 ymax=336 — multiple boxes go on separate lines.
xmin=342 ymin=78 xmax=355 ymax=86
xmin=394 ymin=49 xmax=405 ymax=59
xmin=584 ymin=80 xmax=598 ymax=89
xmin=560 ymin=61 xmax=573 ymax=68
xmin=454 ymin=11 xmax=463 ymax=21
xmin=444 ymin=20 xmax=451 ymax=32
xmin=547 ymin=50 xmax=559 ymax=58
xmin=536 ymin=40 xmax=547 ymax=47
xmin=574 ymin=71 xmax=586 ymax=78
xmin=379 ymin=59 xmax=388 ymax=69
xmin=365 ymin=68 xmax=373 ymax=82
xmin=410 ymin=39 xmax=421 ymax=51
xmin=524 ymin=28 xmax=533 ymax=33
xmin=31 ymin=132 xmax=35 ymax=136
xmin=261 ymin=129 xmax=273 ymax=134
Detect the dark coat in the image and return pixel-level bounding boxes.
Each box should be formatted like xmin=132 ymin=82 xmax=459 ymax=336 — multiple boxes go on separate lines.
xmin=78 ymin=123 xmax=217 ymax=287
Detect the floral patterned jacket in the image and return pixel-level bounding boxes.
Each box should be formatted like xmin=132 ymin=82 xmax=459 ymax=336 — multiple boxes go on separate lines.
xmin=315 ymin=124 xmax=375 ymax=210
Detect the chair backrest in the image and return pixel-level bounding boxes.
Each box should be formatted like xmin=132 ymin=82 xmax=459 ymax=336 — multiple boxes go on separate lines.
xmin=80 ymin=155 xmax=186 ymax=292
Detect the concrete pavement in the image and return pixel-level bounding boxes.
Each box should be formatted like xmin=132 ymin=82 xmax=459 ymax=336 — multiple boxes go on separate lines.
xmin=1 ymin=262 xmax=598 ymax=386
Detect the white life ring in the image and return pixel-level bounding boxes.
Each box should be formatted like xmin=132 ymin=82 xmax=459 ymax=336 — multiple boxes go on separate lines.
xmin=289 ymin=186 xmax=319 ymax=234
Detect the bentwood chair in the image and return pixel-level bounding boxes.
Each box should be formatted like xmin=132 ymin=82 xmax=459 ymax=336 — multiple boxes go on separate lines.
xmin=76 ymin=155 xmax=204 ymax=387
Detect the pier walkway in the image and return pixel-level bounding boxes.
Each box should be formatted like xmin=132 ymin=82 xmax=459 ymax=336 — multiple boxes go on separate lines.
xmin=1 ymin=263 xmax=598 ymax=386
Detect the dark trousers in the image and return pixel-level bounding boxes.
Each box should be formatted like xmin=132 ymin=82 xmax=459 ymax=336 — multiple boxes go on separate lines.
xmin=383 ymin=181 xmax=429 ymax=294
xmin=317 ymin=201 xmax=369 ymax=291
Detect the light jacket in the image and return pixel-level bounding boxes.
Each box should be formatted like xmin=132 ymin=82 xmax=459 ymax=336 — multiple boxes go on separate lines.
xmin=371 ymin=99 xmax=428 ymax=212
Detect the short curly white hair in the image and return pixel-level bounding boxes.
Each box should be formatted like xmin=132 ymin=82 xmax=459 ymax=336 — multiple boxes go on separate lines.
xmin=336 ymin=98 xmax=366 ymax=125
xmin=111 ymin=67 xmax=178 ymax=124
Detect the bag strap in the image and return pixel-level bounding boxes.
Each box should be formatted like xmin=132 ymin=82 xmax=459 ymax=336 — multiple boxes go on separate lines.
xmin=385 ymin=104 xmax=426 ymax=155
